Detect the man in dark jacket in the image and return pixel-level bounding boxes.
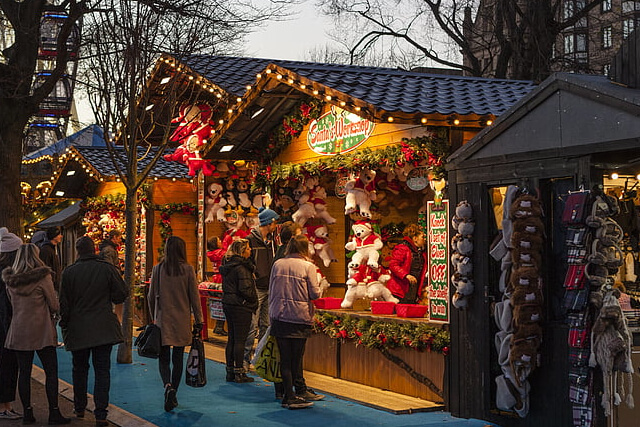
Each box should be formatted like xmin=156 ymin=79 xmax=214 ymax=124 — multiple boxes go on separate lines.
xmin=39 ymin=227 xmax=63 ymax=293
xmin=243 ymin=208 xmax=279 ymax=368
xmin=59 ymin=236 xmax=128 ymax=426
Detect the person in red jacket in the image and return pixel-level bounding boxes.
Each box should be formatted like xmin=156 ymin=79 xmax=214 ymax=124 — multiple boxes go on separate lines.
xmin=386 ymin=224 xmax=428 ymax=304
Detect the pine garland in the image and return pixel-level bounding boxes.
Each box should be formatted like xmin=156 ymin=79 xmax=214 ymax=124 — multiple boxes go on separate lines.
xmin=313 ymin=312 xmax=450 ymax=354
xmin=155 ymin=202 xmax=197 ymax=255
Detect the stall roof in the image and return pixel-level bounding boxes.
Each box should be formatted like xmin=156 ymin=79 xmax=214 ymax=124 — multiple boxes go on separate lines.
xmin=36 ymin=201 xmax=81 ymax=228
xmin=24 ymin=124 xmax=106 ymax=160
xmin=447 ymin=72 xmax=640 ymax=173
xmin=149 ymin=55 xmax=536 ymax=160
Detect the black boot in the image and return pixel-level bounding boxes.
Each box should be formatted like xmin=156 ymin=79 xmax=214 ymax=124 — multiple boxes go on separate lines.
xmin=22 ymin=407 xmax=35 ymax=425
xmin=233 ymin=367 xmax=254 ymax=383
xmin=48 ymin=407 xmax=70 ymax=425
xmin=226 ymin=366 xmax=235 ymax=382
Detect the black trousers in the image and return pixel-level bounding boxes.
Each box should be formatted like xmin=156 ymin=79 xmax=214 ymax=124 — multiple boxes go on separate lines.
xmin=71 ymin=344 xmax=113 ymax=420
xmin=15 ymin=346 xmax=58 ymax=410
xmin=275 ymin=337 xmax=307 ymax=402
xmin=223 ymin=305 xmax=253 ymax=369
xmin=159 ymin=345 xmax=185 ymax=391
xmin=0 ymin=347 xmax=18 ymax=404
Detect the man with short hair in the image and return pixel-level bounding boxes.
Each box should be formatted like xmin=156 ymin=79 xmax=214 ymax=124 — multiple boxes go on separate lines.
xmin=59 ymin=236 xmax=128 ymax=427
xmin=39 ymin=227 xmax=63 ymax=293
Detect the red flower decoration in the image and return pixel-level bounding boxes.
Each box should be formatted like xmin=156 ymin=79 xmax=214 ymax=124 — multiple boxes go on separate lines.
xmin=338 ymin=330 xmax=348 ymax=339
xmin=300 ymin=103 xmax=311 ymax=118
xmin=442 ymin=346 xmax=449 ymax=356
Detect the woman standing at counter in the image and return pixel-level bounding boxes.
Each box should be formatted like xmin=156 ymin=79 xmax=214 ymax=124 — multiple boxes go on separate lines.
xmin=386 ymin=223 xmax=428 ymax=304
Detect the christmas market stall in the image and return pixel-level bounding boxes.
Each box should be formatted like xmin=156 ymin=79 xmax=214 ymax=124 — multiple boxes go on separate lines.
xmin=445 ymin=71 xmax=640 ymax=427
xmin=21 ymin=127 xmax=193 ymax=325
xmin=146 ymin=54 xmax=537 ymax=405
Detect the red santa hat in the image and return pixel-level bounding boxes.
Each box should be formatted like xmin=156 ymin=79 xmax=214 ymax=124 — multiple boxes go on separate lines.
xmin=354 ymin=220 xmax=373 ymax=232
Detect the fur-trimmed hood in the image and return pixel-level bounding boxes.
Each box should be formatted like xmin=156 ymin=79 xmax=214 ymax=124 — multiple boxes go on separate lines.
xmin=2 ymin=266 xmax=52 ymax=296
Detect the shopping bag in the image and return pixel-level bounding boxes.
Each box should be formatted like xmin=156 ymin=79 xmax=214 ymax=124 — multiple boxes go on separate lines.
xmin=253 ymin=334 xmax=282 ymax=383
xmin=134 ymin=324 xmax=161 ymax=359
xmin=185 ymin=334 xmax=207 ymax=387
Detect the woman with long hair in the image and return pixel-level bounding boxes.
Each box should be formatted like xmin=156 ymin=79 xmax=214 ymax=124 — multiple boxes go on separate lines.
xmin=269 ymin=234 xmax=324 ymax=410
xmin=219 ymin=238 xmax=257 ymax=383
xmin=1 ymin=243 xmax=70 ymax=424
xmin=148 ymin=236 xmax=203 ymax=412
xmin=386 ymin=223 xmax=428 ymax=304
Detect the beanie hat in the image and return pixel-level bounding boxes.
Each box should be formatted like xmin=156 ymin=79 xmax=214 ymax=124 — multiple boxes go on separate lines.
xmin=258 ymin=208 xmax=279 ymax=226
xmin=31 ymin=230 xmax=47 ymax=248
xmin=0 ymin=227 xmax=23 ymax=253
xmin=75 ymin=235 xmax=96 ymax=256
xmin=46 ymin=226 xmax=62 ymax=241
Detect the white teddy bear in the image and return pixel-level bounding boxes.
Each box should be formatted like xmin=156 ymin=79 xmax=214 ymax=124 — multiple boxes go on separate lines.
xmin=344 ymin=220 xmax=383 ymax=269
xmin=341 ymin=264 xmax=398 ymax=308
xmin=307 ymin=224 xmax=337 ymax=268
xmin=308 ymin=185 xmax=336 ymax=224
xmin=205 ymin=182 xmax=227 ymax=223
xmin=344 ymin=169 xmax=377 ymax=218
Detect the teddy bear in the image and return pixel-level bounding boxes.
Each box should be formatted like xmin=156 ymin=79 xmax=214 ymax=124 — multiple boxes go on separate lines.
xmin=184 ymin=151 xmax=216 ymax=176
xmin=236 ymin=179 xmax=252 ymax=209
xmin=205 ymin=182 xmax=227 ymax=223
xmin=344 ymin=220 xmax=383 ymax=269
xmin=223 ymin=178 xmax=237 ymax=208
xmin=308 ymin=185 xmax=336 ymax=224
xmin=98 ymin=213 xmax=116 ymax=232
xmin=221 ymin=206 xmax=249 ymax=250
xmin=341 ymin=265 xmax=398 ymax=308
xmin=344 ymin=169 xmax=377 ymax=218
xmin=307 ymin=224 xmax=337 ymax=268
xmin=316 ymin=268 xmax=331 ymax=296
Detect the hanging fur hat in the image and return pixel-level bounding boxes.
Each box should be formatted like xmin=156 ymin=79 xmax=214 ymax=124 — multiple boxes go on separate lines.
xmin=512 ymin=216 xmax=545 ymax=235
xmin=510 ymin=194 xmax=542 ymax=220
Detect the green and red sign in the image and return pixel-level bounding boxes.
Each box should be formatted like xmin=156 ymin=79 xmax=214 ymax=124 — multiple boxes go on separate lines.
xmin=427 ymin=199 xmax=449 ymax=323
xmin=307 ymin=106 xmax=375 ymax=155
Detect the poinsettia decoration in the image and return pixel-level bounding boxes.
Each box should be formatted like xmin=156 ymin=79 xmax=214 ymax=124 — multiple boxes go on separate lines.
xmin=313 ymin=312 xmax=450 ymax=355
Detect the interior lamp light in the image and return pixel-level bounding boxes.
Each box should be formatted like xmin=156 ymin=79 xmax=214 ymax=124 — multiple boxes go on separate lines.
xmin=160 ymin=76 xmax=171 ymax=84
xmin=611 ymin=172 xmax=619 ymax=180
xmin=55 ymin=191 xmax=64 ymax=196
xmin=251 ymin=108 xmax=265 ymax=119
xmin=220 ymin=145 xmax=234 ymax=152
xmin=66 ymin=170 xmax=76 ymax=176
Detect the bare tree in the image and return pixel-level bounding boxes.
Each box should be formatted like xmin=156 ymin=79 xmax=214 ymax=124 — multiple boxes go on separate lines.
xmin=80 ymin=0 xmax=292 ymax=363
xmin=318 ymin=0 xmax=607 ymax=81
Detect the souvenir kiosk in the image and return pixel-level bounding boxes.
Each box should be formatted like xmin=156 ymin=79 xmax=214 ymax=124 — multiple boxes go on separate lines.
xmin=446 ymin=71 xmax=640 ymax=426
xmin=151 ymin=54 xmax=536 ymax=405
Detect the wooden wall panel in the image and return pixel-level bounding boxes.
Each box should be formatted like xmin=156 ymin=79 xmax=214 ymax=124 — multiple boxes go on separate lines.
xmin=95 ymin=181 xmax=125 ymax=196
xmin=303 ymin=333 xmax=338 ymax=377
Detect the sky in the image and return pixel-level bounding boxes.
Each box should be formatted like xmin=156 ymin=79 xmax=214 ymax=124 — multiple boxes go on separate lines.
xmin=245 ymin=1 xmax=337 ymax=61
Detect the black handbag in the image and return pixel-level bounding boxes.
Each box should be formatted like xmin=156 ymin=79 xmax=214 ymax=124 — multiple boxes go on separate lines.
xmin=185 ymin=333 xmax=207 ymax=387
xmin=135 ymin=324 xmax=162 ymax=359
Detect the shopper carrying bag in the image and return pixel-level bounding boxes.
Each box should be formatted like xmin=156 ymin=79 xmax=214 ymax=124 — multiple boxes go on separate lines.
xmin=185 ymin=328 xmax=207 ymax=388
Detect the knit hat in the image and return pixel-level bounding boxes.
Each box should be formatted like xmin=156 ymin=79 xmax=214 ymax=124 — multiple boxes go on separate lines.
xmin=46 ymin=226 xmax=62 ymax=241
xmin=258 ymin=208 xmax=279 ymax=226
xmin=0 ymin=227 xmax=23 ymax=253
xmin=31 ymin=230 xmax=47 ymax=248
xmin=75 ymin=235 xmax=96 ymax=256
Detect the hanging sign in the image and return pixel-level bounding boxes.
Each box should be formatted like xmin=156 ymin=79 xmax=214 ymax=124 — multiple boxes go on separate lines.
xmin=427 ymin=199 xmax=449 ymax=323
xmin=406 ymin=167 xmax=429 ymax=191
xmin=307 ymin=106 xmax=375 ymax=155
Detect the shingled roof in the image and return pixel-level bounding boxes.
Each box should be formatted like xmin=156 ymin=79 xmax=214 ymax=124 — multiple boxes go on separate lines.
xmin=178 ymin=55 xmax=537 ymax=117
xmin=74 ymin=146 xmax=188 ymax=179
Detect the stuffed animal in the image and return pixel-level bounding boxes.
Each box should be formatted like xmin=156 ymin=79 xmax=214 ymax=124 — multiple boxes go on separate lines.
xmin=344 ymin=169 xmax=377 ymax=218
xmin=221 ymin=206 xmax=248 ymax=249
xmin=184 ymin=151 xmax=216 ymax=176
xmin=205 ymin=182 xmax=227 ymax=223
xmin=341 ymin=265 xmax=398 ymax=308
xmin=235 ymin=179 xmax=252 ymax=208
xmin=307 ymin=224 xmax=337 ymax=267
xmin=308 ymin=185 xmax=336 ymax=224
xmin=223 ymin=178 xmax=237 ymax=208
xmin=344 ymin=220 xmax=383 ymax=269
xmin=316 ymin=268 xmax=331 ymax=296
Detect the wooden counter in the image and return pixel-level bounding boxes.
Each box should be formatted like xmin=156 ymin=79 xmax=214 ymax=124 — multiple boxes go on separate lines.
xmin=304 ymin=309 xmax=446 ymax=403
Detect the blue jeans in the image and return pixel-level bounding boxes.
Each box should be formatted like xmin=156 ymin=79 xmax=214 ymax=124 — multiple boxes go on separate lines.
xmin=244 ymin=288 xmax=269 ymax=364
xmin=71 ymin=344 xmax=113 ymax=421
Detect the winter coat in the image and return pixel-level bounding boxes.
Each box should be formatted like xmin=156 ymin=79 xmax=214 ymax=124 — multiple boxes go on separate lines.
xmin=99 ymin=239 xmax=120 ymax=272
xmin=1 ymin=266 xmax=58 ymax=351
xmin=219 ymin=255 xmax=258 ymax=312
xmin=59 ymin=254 xmax=128 ymax=352
xmin=269 ymin=254 xmax=321 ymax=326
xmin=386 ymin=237 xmax=428 ymax=300
xmin=0 ymin=256 xmax=15 ymax=345
xmin=247 ymin=228 xmax=276 ymax=290
xmin=38 ymin=242 xmax=61 ymax=292
xmin=147 ymin=262 xmax=203 ymax=347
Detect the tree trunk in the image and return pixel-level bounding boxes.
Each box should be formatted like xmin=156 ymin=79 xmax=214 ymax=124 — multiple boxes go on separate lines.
xmin=0 ymin=114 xmax=29 ymax=234
xmin=116 ymin=185 xmax=139 ymax=364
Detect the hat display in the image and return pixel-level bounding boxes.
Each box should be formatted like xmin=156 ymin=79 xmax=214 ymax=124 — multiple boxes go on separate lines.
xmin=0 ymin=227 xmax=23 ymax=253
xmin=258 ymin=208 xmax=279 ymax=226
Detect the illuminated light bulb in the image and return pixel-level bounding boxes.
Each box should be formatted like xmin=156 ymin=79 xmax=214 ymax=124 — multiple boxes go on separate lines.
xmin=340 ymin=101 xmax=346 ymax=107
xmin=246 ymin=85 xmax=252 ymax=91
xmin=256 ymin=73 xmax=262 ymax=79
xmin=236 ymin=97 xmax=242 ymax=103
xmin=265 ymin=69 xmax=272 ymax=74
xmin=611 ymin=172 xmax=619 ymax=180
xmin=421 ymin=118 xmax=428 ymax=124
xmin=228 ymin=109 xmax=233 ymax=114
xmin=209 ymin=88 xmax=214 ymax=93
xmin=276 ymin=74 xmax=282 ymax=79
xmin=355 ymin=106 xmax=361 ymax=111
xmin=300 ymin=84 xmax=306 ymax=89
xmin=637 ymin=174 xmax=640 ymax=180
xmin=387 ymin=116 xmax=394 ymax=122
xmin=172 ymin=178 xmax=177 ymax=182
xmin=325 ymin=95 xmax=332 ymax=101
xmin=453 ymin=118 xmax=460 ymax=125
xmin=219 ymin=119 xmax=224 ymax=124
xmin=288 ymin=78 xmax=294 ymax=84
xmin=486 ymin=119 xmax=493 ymax=126
xmin=189 ymin=76 xmax=194 ymax=80
xmin=313 ymin=90 xmax=319 ymax=95
xmin=153 ymin=177 xmax=158 ymax=181
xmin=216 ymin=93 xmax=222 ymax=98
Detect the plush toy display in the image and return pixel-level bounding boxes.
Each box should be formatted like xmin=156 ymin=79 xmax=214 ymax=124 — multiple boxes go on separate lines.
xmin=341 ymin=264 xmax=398 ymax=308
xmin=344 ymin=220 xmax=383 ymax=269
xmin=164 ymin=103 xmax=216 ymax=175
xmin=223 ymin=178 xmax=237 ymax=208
xmin=221 ymin=206 xmax=248 ymax=250
xmin=236 ymin=179 xmax=252 ymax=208
xmin=205 ymin=182 xmax=227 ymax=223
xmin=308 ymin=185 xmax=336 ymax=224
xmin=306 ymin=224 xmax=337 ymax=268
xmin=344 ymin=169 xmax=377 ymax=218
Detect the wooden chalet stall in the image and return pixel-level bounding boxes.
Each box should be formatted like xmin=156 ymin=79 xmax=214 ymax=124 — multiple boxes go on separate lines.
xmin=146 ymin=54 xmax=536 ymax=406
xmin=446 ymin=72 xmax=640 ymax=427
xmin=22 ymin=128 xmax=194 ymax=326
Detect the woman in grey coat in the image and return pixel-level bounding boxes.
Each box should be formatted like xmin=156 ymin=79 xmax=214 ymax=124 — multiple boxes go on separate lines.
xmin=2 ymin=243 xmax=70 ymax=425
xmin=148 ymin=236 xmax=203 ymax=412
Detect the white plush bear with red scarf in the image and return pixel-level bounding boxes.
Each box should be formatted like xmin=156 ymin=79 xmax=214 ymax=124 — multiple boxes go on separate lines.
xmin=345 ymin=220 xmax=383 ymax=269
xmin=307 ymin=224 xmax=337 ymax=267
xmin=308 ymin=185 xmax=336 ymax=224
xmin=341 ymin=264 xmax=398 ymax=308
xmin=344 ymin=169 xmax=377 ymax=218
xmin=205 ymin=182 xmax=227 ymax=223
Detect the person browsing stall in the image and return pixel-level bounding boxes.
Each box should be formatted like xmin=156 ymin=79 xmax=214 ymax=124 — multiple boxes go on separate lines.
xmin=386 ymin=223 xmax=428 ymax=304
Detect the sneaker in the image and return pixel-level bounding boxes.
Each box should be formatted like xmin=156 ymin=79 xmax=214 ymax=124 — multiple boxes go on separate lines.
xmin=8 ymin=409 xmax=21 ymax=417
xmin=281 ymin=396 xmax=313 ymax=410
xmin=164 ymin=387 xmax=178 ymax=412
xmin=0 ymin=410 xmax=21 ymax=420
xmin=296 ymin=388 xmax=325 ymax=401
